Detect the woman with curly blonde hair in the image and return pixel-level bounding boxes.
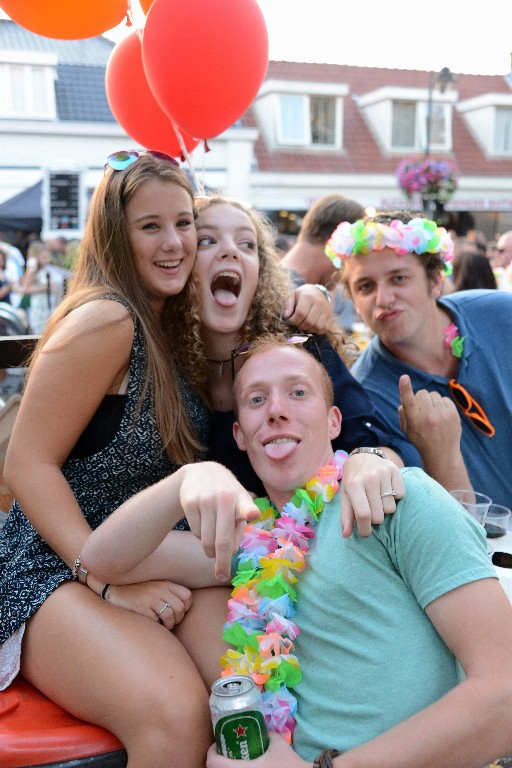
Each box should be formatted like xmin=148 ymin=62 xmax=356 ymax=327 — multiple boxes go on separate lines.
xmin=191 ymin=195 xmax=404 ymax=505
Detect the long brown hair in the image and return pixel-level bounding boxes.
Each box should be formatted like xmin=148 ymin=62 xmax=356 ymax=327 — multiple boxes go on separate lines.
xmin=29 ymin=153 xmax=204 ymax=464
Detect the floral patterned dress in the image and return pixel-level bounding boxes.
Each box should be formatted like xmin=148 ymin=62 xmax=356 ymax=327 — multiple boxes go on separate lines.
xmin=0 ymin=295 xmax=209 ymax=671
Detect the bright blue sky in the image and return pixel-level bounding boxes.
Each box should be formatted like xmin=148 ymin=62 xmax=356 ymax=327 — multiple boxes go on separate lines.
xmin=106 ymin=0 xmax=511 ymax=76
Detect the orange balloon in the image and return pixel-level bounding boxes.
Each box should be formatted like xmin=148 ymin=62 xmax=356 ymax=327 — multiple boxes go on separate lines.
xmin=106 ymin=31 xmax=199 ymax=158
xmin=0 ymin=0 xmax=128 ymax=39
xmin=139 ymin=0 xmax=154 ymax=14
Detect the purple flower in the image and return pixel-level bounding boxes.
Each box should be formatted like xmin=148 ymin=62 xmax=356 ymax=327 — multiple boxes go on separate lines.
xmin=396 ymin=156 xmax=458 ymax=204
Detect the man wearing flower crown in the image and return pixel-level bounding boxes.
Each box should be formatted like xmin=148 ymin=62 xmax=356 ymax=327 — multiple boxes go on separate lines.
xmin=207 ymin=336 xmax=512 ymax=768
xmin=326 ymin=211 xmax=512 ymax=508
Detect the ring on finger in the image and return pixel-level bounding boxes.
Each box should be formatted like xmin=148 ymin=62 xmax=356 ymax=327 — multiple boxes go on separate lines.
xmin=380 ymin=490 xmax=397 ymax=498
xmin=158 ymin=601 xmax=171 ymax=615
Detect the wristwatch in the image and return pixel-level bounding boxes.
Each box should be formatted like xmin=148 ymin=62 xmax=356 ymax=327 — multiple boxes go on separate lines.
xmin=313 ymin=283 xmax=332 ymax=304
xmin=348 ymin=447 xmax=386 ymax=460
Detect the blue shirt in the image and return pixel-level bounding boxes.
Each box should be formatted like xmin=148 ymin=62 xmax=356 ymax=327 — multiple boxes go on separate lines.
xmin=351 ymin=289 xmax=512 ymax=507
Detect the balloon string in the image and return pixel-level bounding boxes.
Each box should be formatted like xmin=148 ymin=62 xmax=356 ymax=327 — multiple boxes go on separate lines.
xmin=125 ymin=0 xmax=134 ymax=27
xmin=126 ymin=0 xmax=205 ymax=195
xmin=172 ymin=120 xmax=206 ymax=196
xmin=125 ymin=0 xmax=144 ymax=41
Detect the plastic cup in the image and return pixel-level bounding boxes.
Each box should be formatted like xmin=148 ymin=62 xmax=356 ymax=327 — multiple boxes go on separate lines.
xmin=449 ymin=490 xmax=492 ymax=526
xmin=351 ymin=322 xmax=372 ymax=351
xmin=484 ymin=504 xmax=511 ymax=538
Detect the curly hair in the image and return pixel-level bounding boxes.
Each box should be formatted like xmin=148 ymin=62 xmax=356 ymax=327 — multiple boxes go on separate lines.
xmin=187 ymin=196 xmax=350 ymax=400
xmin=29 ymin=153 xmax=204 ymax=464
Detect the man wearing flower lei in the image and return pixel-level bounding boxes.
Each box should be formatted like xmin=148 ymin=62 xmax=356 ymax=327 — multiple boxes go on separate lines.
xmin=207 ymin=337 xmax=512 ymax=768
xmin=326 ymin=212 xmax=512 ymax=508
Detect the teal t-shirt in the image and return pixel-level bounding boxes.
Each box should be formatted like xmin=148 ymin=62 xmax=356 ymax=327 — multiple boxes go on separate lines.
xmin=292 ymin=467 xmax=496 ymax=760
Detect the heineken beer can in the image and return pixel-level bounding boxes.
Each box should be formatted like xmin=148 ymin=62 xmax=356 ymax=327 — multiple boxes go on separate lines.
xmin=210 ymin=675 xmax=269 ymax=760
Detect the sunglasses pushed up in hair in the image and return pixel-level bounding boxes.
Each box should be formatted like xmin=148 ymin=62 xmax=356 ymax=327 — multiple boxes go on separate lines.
xmin=448 ymin=379 xmax=495 ymax=437
xmin=104 ymin=149 xmax=179 ymax=172
xmin=230 ymin=334 xmax=322 ymax=381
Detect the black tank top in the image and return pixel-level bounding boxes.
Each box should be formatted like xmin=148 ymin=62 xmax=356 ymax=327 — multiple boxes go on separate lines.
xmin=69 ymin=395 xmax=127 ymax=459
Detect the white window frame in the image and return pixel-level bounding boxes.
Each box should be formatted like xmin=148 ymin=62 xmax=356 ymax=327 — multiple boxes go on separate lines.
xmin=258 ymin=79 xmax=348 ymax=151
xmin=0 ymin=51 xmax=57 ymax=120
xmin=357 ymin=86 xmax=456 ymax=154
xmin=495 ymin=106 xmax=512 ymax=155
xmin=276 ymin=92 xmax=341 ymax=148
xmin=418 ymin=100 xmax=452 ymax=153
xmin=390 ymin=100 xmax=417 ymax=150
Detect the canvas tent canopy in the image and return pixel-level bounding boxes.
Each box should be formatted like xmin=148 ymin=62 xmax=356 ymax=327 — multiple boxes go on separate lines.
xmin=0 ymin=181 xmax=42 ymax=233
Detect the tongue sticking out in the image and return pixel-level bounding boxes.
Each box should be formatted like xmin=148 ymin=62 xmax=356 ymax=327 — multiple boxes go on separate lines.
xmin=264 ymin=439 xmax=298 ymax=460
xmin=213 ymin=288 xmax=238 ymax=308
xmin=211 ymin=273 xmax=240 ymax=308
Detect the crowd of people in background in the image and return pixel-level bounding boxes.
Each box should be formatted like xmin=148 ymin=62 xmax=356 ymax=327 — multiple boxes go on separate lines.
xmin=1 ymin=209 xmax=512 ymax=340
xmin=0 ymin=233 xmax=76 ymax=335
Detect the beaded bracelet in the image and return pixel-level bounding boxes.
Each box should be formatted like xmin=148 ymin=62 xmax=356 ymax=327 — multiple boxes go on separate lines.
xmin=313 ymin=748 xmax=342 ymax=768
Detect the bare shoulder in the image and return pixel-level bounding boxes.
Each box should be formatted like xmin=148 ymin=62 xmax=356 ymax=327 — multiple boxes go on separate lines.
xmin=48 ymin=298 xmax=134 ymax=346
xmin=39 ymin=298 xmax=136 ymax=375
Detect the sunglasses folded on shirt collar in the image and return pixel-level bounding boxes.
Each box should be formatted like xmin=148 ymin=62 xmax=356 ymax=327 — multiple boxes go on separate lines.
xmin=448 ymin=379 xmax=495 ymax=437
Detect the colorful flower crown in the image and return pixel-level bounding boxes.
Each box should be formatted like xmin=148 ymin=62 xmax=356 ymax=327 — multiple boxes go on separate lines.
xmin=325 ymin=218 xmax=454 ymax=273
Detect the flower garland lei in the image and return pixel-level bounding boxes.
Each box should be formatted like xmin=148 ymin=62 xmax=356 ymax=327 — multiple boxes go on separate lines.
xmin=444 ymin=322 xmax=465 ymax=358
xmin=220 ymin=450 xmax=347 ymax=742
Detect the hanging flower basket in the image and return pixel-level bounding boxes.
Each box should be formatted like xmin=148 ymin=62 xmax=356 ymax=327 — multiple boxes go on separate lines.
xmin=396 ymin=156 xmax=458 ymax=205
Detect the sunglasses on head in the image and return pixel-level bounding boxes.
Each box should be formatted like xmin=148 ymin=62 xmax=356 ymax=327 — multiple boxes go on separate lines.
xmin=448 ymin=378 xmax=495 ymax=437
xmin=104 ymin=149 xmax=179 ymax=172
xmin=230 ymin=334 xmax=322 ymax=381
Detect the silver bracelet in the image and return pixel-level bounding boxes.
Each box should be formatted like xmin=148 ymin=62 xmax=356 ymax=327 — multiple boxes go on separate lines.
xmin=348 ymin=447 xmax=386 ymax=460
xmin=313 ymin=283 xmax=332 ymax=304
xmin=72 ymin=555 xmax=89 ymax=585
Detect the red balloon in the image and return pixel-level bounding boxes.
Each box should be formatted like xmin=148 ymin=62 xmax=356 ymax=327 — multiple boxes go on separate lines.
xmin=0 ymin=0 xmax=127 ymax=40
xmin=142 ymin=0 xmax=268 ymax=139
xmin=106 ymin=31 xmax=199 ymax=158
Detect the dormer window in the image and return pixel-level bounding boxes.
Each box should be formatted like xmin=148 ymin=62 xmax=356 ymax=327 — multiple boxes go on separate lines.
xmin=0 ymin=51 xmax=57 ymax=120
xmin=255 ymin=79 xmax=348 ymax=151
xmin=357 ymin=86 xmax=456 ymax=155
xmin=457 ymin=94 xmax=512 ymax=157
xmin=278 ymin=94 xmax=338 ymax=146
xmin=391 ymin=99 xmax=450 ymax=151
xmin=391 ymin=100 xmax=416 ymax=149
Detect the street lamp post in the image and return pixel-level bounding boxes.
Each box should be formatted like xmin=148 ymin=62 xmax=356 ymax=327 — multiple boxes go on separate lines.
xmin=424 ymin=66 xmax=455 ymax=220
xmin=424 ymin=66 xmax=455 ymax=158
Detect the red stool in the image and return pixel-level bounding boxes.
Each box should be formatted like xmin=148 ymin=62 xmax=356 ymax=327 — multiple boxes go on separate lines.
xmin=0 ymin=676 xmax=126 ymax=768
